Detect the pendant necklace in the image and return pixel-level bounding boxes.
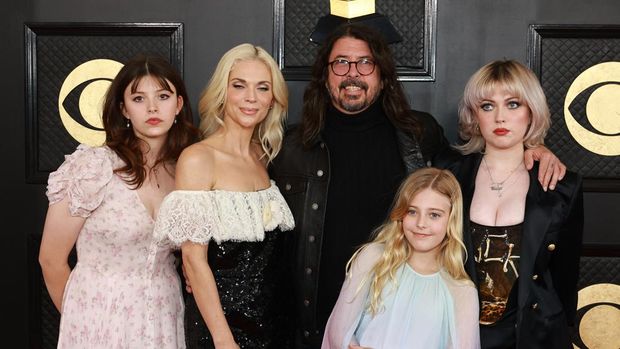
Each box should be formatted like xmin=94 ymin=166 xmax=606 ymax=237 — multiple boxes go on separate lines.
xmin=151 ymin=165 xmax=160 ymax=189
xmin=482 ymin=156 xmax=522 ymax=197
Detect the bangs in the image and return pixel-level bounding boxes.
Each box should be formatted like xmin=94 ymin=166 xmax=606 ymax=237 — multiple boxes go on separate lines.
xmin=472 ymin=79 xmax=524 ymax=105
xmin=129 ymin=73 xmax=173 ymax=94
xmin=466 ymin=64 xmax=528 ymax=107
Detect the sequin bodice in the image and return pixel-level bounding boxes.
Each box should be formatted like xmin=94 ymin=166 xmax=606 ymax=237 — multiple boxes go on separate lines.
xmin=185 ymin=231 xmax=291 ymax=348
xmin=155 ymin=183 xmax=295 ymax=348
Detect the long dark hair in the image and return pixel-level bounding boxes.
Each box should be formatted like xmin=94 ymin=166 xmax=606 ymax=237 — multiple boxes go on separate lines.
xmin=102 ymin=54 xmax=199 ymax=188
xmin=300 ymin=24 xmax=422 ymax=147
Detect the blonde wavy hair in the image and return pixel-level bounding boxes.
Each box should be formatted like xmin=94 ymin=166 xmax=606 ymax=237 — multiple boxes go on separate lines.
xmin=197 ymin=43 xmax=288 ymax=163
xmin=347 ymin=168 xmax=469 ymax=316
xmin=456 ymin=59 xmax=551 ymax=154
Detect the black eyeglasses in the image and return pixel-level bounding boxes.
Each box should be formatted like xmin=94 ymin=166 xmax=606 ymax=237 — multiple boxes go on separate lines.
xmin=328 ymin=58 xmax=376 ymax=76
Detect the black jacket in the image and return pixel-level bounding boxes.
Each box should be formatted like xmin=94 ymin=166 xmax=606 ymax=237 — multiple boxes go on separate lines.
xmin=446 ymin=153 xmax=583 ymax=349
xmin=269 ymin=110 xmax=449 ymax=348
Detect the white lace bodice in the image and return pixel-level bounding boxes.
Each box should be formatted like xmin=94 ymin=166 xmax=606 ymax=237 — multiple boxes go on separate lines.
xmin=154 ymin=180 xmax=294 ymax=245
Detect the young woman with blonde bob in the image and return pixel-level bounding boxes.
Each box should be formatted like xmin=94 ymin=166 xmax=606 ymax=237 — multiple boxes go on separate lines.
xmin=322 ymin=168 xmax=480 ymax=349
xmin=444 ymin=60 xmax=583 ymax=348
xmin=154 ymin=43 xmax=294 ymax=349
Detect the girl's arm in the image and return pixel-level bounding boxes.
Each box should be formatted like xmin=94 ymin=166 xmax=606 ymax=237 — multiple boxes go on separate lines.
xmin=322 ymin=243 xmax=383 ymax=349
xmin=453 ymin=284 xmax=481 ymax=349
xmin=38 ymin=197 xmax=85 ymax=312
xmin=182 ymin=242 xmax=238 ymax=349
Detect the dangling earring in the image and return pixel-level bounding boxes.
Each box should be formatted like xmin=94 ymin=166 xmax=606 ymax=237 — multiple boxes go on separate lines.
xmin=174 ymin=118 xmax=178 ymax=124
xmin=126 ymin=119 xmax=130 ymax=128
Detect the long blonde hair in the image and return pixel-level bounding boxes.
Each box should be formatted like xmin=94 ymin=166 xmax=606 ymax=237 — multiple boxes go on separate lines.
xmin=347 ymin=168 xmax=469 ymax=315
xmin=197 ymin=43 xmax=288 ymax=163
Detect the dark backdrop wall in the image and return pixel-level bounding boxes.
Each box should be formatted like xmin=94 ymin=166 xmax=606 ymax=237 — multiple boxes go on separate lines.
xmin=2 ymin=0 xmax=618 ymax=346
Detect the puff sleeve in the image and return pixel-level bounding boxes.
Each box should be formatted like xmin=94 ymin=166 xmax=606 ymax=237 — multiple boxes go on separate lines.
xmin=46 ymin=144 xmax=114 ymax=218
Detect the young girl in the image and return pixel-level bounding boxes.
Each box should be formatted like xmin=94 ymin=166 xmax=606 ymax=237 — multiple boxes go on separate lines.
xmin=38 ymin=55 xmax=199 ymax=348
xmin=322 ymin=167 xmax=480 ymax=349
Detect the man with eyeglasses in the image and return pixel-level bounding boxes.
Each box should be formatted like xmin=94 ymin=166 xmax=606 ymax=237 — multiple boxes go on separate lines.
xmin=270 ymin=23 xmax=564 ymax=349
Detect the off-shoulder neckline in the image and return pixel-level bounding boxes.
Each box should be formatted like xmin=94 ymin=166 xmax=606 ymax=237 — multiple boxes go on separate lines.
xmin=169 ymin=180 xmax=276 ymax=195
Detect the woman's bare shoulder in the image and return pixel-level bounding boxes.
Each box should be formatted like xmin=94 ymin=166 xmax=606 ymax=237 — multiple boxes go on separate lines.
xmin=176 ymin=141 xmax=216 ymax=190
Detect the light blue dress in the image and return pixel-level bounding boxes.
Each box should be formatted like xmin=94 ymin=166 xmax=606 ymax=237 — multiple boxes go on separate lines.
xmin=322 ymin=243 xmax=480 ymax=349
xmin=354 ymin=264 xmax=456 ymax=348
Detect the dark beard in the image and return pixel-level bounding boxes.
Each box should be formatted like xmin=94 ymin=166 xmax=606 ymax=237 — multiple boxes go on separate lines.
xmin=329 ymin=78 xmax=375 ymax=113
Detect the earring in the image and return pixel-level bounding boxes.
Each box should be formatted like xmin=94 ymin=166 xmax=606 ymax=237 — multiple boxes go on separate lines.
xmin=126 ymin=119 xmax=130 ymax=128
xmin=174 ymin=118 xmax=178 ymax=124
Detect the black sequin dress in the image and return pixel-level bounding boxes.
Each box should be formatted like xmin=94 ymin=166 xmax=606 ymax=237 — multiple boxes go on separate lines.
xmin=185 ymin=231 xmax=293 ymax=348
xmin=154 ymin=181 xmax=295 ymax=349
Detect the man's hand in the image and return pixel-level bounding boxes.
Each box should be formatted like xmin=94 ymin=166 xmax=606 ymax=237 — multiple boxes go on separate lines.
xmin=524 ymin=145 xmax=566 ymax=191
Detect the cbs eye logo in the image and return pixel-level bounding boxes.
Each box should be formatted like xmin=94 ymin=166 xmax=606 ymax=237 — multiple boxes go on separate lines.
xmin=572 ymin=283 xmax=620 ymax=349
xmin=564 ymin=61 xmax=620 ymax=156
xmin=58 ymin=59 xmax=123 ymax=146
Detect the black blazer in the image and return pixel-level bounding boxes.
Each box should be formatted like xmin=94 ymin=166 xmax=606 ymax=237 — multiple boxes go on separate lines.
xmin=446 ymin=153 xmax=583 ymax=349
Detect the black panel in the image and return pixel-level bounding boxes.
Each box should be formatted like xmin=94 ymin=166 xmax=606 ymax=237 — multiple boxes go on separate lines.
xmin=528 ymin=25 xmax=620 ymax=192
xmin=273 ymin=0 xmax=436 ymax=81
xmin=24 ymin=23 xmax=184 ymax=183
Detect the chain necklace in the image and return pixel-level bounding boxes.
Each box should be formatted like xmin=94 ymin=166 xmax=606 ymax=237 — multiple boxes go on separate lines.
xmin=482 ymin=156 xmax=522 ymax=197
xmin=149 ymin=165 xmax=161 ymax=189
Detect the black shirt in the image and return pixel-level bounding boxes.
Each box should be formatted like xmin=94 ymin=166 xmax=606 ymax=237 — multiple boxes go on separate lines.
xmin=317 ymin=101 xmax=406 ymax=331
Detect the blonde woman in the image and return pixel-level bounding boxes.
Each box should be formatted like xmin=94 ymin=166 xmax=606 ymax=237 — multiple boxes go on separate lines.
xmin=322 ymin=168 xmax=480 ymax=349
xmin=154 ymin=44 xmax=294 ymax=348
xmin=446 ymin=60 xmax=583 ymax=348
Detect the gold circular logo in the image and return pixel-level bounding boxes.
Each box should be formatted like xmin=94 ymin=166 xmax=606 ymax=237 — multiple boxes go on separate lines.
xmin=573 ymin=283 xmax=620 ymax=349
xmin=58 ymin=59 xmax=123 ymax=146
xmin=564 ymin=61 xmax=620 ymax=156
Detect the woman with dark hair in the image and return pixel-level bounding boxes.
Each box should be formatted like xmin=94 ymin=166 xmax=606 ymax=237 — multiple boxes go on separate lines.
xmin=39 ymin=54 xmax=199 ymax=348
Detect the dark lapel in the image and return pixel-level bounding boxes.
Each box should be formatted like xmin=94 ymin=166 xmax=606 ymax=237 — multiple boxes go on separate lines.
xmin=460 ymin=153 xmax=483 ymax=287
xmin=517 ymin=163 xmax=553 ymax=308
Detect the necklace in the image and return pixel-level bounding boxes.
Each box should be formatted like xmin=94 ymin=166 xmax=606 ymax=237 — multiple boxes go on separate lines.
xmin=482 ymin=156 xmax=522 ymax=197
xmin=151 ymin=165 xmax=160 ymax=189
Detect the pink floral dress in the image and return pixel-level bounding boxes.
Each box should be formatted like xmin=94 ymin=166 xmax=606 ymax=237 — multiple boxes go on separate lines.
xmin=46 ymin=144 xmax=185 ymax=349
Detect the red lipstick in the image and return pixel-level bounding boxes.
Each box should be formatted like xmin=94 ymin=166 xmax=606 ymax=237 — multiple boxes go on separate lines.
xmin=493 ymin=128 xmax=509 ymax=136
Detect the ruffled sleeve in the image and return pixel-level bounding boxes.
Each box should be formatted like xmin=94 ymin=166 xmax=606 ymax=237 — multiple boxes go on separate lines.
xmin=153 ymin=191 xmax=221 ymax=246
xmin=154 ymin=181 xmax=295 ymax=247
xmin=46 ymin=144 xmax=114 ymax=217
